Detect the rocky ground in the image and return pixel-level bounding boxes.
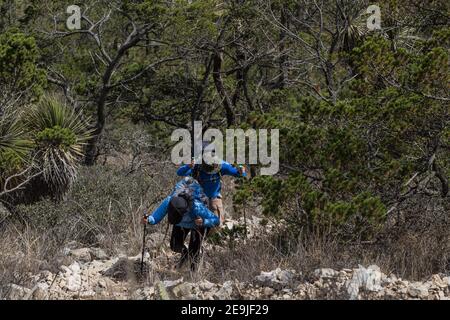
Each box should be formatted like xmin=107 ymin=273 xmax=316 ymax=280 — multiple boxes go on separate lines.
xmin=4 ymin=215 xmax=450 ymax=300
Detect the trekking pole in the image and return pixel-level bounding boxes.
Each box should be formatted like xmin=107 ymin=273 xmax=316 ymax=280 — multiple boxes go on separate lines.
xmin=141 ymin=209 xmax=148 ymax=275
xmin=243 ymin=204 xmax=247 ymax=239
xmin=238 ymin=164 xmax=248 ymax=239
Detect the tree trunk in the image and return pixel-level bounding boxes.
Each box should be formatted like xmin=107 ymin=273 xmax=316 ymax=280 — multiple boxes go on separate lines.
xmin=213 ymin=51 xmax=235 ymax=126
xmin=278 ymin=7 xmax=288 ymax=89
xmin=84 ymin=31 xmax=143 ymax=165
xmin=84 ymin=91 xmax=107 ymax=165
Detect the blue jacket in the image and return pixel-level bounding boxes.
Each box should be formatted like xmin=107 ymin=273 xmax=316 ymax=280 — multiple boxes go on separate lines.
xmin=176 ymin=161 xmax=246 ymax=199
xmin=147 ymin=178 xmax=219 ymax=229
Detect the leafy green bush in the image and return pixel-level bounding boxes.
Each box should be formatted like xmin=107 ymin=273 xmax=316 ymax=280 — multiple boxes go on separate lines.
xmin=36 ymin=126 xmax=77 ymax=151
xmin=0 ymin=149 xmax=22 ymax=174
xmin=0 ymin=29 xmax=46 ymax=101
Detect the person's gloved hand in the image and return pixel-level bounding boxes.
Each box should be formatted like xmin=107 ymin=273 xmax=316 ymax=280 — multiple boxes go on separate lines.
xmin=188 ymin=157 xmax=195 ymax=168
xmin=238 ymin=165 xmax=246 ymax=175
xmin=194 ymin=216 xmax=203 ymax=226
xmin=142 ymin=214 xmax=155 ymax=225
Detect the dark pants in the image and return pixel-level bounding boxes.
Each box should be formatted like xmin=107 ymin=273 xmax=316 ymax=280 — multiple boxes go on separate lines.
xmin=170 ymin=225 xmax=207 ymax=270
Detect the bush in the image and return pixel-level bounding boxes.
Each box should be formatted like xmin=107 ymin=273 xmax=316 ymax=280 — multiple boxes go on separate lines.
xmin=35 ymin=125 xmax=77 ymax=150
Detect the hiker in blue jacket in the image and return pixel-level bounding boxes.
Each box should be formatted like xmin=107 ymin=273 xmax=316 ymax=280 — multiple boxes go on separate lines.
xmin=177 ymin=142 xmax=247 ymax=227
xmin=143 ymin=177 xmax=219 ymax=271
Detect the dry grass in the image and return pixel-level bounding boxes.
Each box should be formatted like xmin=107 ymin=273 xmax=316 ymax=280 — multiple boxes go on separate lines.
xmin=0 ymin=222 xmax=56 ymax=298
xmin=204 ymin=223 xmax=449 ymax=283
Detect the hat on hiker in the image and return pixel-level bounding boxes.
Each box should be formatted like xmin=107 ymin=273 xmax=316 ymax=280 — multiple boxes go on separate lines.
xmin=200 ymin=141 xmax=222 ymax=173
xmin=200 ymin=161 xmax=221 ymax=174
xmin=167 ymin=196 xmax=189 ymax=225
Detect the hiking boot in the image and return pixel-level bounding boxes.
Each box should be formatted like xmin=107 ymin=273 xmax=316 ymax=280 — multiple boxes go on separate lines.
xmin=190 ymin=261 xmax=198 ymax=272
xmin=173 ymin=254 xmax=187 ymax=271
xmin=190 ymin=255 xmax=202 ymax=272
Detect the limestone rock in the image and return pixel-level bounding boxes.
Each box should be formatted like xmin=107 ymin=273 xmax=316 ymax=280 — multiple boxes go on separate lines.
xmin=430 ymin=275 xmax=448 ymax=289
xmin=199 ymin=280 xmax=215 ymax=291
xmin=172 ymin=282 xmax=193 ymax=298
xmin=162 ymin=278 xmax=184 ymax=288
xmin=408 ymin=282 xmax=430 ymax=299
xmin=63 ymin=262 xmax=82 ymax=292
xmin=314 ymin=268 xmax=338 ymax=278
xmin=101 ymin=257 xmax=140 ymax=280
xmin=90 ymin=248 xmax=109 ymax=260
xmin=31 ymin=283 xmax=49 ymax=300
xmin=39 ymin=270 xmax=55 ymax=283
xmin=255 ymin=268 xmax=295 ymax=289
xmin=346 ymin=265 xmax=383 ymax=300
xmin=263 ymin=287 xmax=275 ymax=296
xmin=7 ymin=284 xmax=31 ymax=300
xmin=69 ymin=248 xmax=92 ymax=263
xmin=215 ymin=281 xmax=233 ymax=299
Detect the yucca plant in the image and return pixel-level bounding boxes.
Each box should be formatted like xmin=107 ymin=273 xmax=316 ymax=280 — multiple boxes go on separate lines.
xmin=26 ymin=96 xmax=94 ymax=200
xmin=0 ymin=108 xmax=31 ymax=195
xmin=0 ymin=111 xmax=30 ymax=158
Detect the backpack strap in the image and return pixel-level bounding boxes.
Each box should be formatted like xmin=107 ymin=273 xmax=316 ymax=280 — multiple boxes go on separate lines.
xmin=192 ymin=164 xmax=201 ymax=182
xmin=192 ymin=163 xmax=223 ymax=185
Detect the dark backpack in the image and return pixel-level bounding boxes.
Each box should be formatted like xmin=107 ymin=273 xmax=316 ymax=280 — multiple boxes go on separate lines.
xmin=167 ymin=196 xmax=189 ymax=225
xmin=172 ymin=181 xmax=195 ymax=212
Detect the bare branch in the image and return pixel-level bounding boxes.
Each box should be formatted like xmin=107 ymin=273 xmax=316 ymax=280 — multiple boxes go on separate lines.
xmin=0 ymin=168 xmax=43 ymax=197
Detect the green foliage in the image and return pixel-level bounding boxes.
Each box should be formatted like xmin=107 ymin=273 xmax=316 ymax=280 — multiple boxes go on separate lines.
xmin=207 ymin=223 xmax=247 ymax=246
xmin=25 ymin=96 xmax=93 ymax=200
xmin=0 ymin=112 xmax=29 ymax=157
xmin=0 ymin=29 xmax=46 ymax=99
xmin=0 ymin=148 xmax=22 ymax=174
xmin=28 ymin=96 xmax=93 ymax=157
xmin=351 ymin=34 xmax=449 ymax=96
xmin=236 ymin=172 xmax=386 ymax=240
xmin=0 ymin=109 xmax=30 ymax=189
xmin=235 ymin=29 xmax=448 ymax=240
xmin=0 ymin=29 xmax=45 ymax=193
xmin=36 ymin=126 xmax=77 ymax=151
